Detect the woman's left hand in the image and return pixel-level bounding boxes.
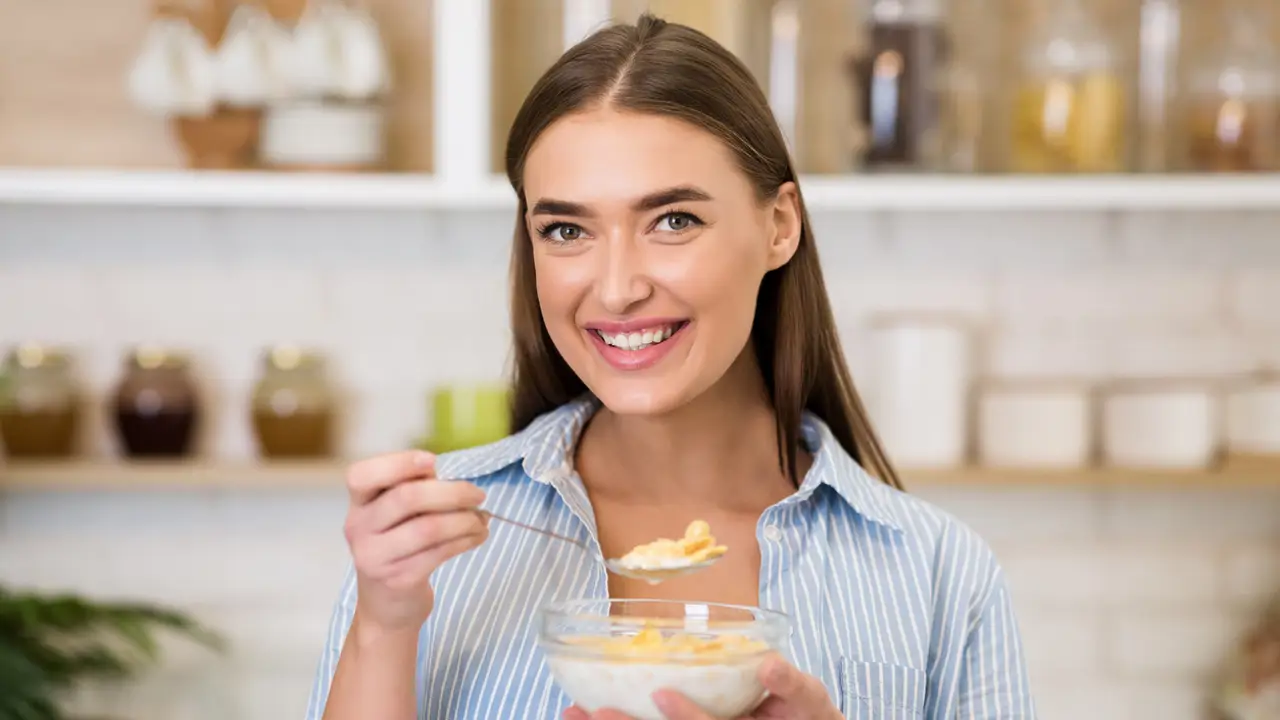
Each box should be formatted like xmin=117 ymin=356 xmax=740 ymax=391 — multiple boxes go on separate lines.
xmin=562 ymin=654 xmax=843 ymax=720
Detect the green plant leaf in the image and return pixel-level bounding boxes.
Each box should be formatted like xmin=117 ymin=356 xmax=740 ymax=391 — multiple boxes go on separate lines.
xmin=0 ymin=585 xmax=225 ymax=720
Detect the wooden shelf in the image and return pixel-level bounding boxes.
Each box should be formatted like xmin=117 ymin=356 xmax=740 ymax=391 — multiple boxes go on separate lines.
xmin=905 ymin=463 xmax=1280 ymax=490
xmin=0 ymin=461 xmax=345 ymax=492
xmin=5 ymin=169 xmax=1280 ymax=212
xmin=1 ymin=460 xmax=1276 ymax=492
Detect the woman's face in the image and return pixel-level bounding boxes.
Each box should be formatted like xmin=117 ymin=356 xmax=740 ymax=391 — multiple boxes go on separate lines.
xmin=521 ymin=108 xmax=801 ymax=417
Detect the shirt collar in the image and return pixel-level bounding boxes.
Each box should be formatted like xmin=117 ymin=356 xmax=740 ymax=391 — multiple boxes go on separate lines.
xmin=435 ymin=395 xmax=904 ymax=533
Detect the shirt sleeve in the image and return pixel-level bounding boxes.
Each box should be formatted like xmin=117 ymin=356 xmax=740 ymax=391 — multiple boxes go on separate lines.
xmin=304 ymin=563 xmax=358 ymax=720
xmin=953 ymin=569 xmax=1037 ymax=719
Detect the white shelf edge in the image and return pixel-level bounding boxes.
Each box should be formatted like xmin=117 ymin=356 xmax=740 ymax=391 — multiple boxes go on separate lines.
xmin=4 ymin=169 xmax=1280 ymax=211
xmin=0 ymin=169 xmax=516 ymax=210
xmin=797 ymin=173 xmax=1280 ymax=211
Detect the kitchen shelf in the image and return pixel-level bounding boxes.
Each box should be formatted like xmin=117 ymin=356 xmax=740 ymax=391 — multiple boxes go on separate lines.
xmin=1 ymin=460 xmax=1275 ymax=492
xmin=5 ymin=168 xmax=1280 ymax=212
xmin=0 ymin=169 xmax=517 ymax=210
xmin=0 ymin=461 xmax=346 ymax=492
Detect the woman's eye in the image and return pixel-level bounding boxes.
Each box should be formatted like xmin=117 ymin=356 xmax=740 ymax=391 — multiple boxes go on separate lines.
xmin=541 ymin=223 xmax=584 ymax=243
xmin=656 ymin=212 xmax=701 ymax=233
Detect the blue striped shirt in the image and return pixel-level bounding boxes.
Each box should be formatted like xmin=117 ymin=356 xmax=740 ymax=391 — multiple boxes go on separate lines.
xmin=305 ymin=397 xmax=1036 ymax=719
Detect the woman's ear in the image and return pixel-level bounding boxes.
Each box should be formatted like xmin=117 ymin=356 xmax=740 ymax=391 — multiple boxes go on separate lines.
xmin=765 ymin=181 xmax=803 ymax=271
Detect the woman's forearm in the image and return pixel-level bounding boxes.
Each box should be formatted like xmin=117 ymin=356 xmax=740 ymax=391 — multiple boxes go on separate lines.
xmin=321 ymin=608 xmax=420 ymax=720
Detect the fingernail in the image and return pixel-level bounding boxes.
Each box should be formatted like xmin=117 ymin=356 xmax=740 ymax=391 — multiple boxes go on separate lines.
xmin=414 ymin=452 xmax=435 ymax=467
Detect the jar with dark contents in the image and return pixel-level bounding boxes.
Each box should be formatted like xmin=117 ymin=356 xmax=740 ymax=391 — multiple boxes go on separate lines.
xmin=0 ymin=344 xmax=80 ymax=459
xmin=849 ymin=0 xmax=952 ymax=170
xmin=111 ymin=347 xmax=200 ymax=458
xmin=251 ymin=346 xmax=335 ymax=459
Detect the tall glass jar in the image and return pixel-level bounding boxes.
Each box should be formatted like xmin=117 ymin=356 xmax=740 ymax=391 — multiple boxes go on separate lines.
xmin=111 ymin=347 xmax=200 ymax=458
xmin=849 ymin=0 xmax=952 ymax=171
xmin=612 ymin=0 xmax=776 ymax=89
xmin=0 ymin=344 xmax=80 ymax=459
xmin=1180 ymin=7 xmax=1279 ymax=173
xmin=251 ymin=345 xmax=336 ymax=459
xmin=1008 ymin=0 xmax=1128 ymax=173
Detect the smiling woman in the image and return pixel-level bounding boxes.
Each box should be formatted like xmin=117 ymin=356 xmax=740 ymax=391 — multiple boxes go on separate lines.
xmin=305 ymin=12 xmax=1036 ymax=720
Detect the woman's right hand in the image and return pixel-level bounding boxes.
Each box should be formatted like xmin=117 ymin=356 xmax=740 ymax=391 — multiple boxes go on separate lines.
xmin=343 ymin=450 xmax=490 ymax=634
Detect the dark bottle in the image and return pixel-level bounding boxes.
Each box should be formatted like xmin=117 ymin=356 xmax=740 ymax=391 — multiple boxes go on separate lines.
xmin=111 ymin=347 xmax=200 ymax=459
xmin=850 ymin=0 xmax=951 ymax=170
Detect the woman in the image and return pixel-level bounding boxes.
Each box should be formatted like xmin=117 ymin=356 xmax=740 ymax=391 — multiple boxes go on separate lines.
xmin=306 ymin=13 xmax=1034 ymax=720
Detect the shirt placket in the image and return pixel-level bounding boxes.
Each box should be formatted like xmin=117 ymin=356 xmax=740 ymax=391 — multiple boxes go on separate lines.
xmin=543 ymin=466 xmax=610 ymax=600
xmin=757 ymin=494 xmax=833 ymax=694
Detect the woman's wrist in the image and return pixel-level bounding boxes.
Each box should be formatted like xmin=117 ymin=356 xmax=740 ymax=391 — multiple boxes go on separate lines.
xmin=351 ymin=606 xmax=423 ymax=654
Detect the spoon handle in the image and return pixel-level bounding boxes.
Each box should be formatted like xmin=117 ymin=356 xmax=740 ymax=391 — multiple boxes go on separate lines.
xmin=477 ymin=510 xmax=591 ymax=551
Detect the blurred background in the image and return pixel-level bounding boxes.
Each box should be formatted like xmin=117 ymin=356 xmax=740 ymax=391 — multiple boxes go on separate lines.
xmin=1 ymin=0 xmax=1279 ymax=719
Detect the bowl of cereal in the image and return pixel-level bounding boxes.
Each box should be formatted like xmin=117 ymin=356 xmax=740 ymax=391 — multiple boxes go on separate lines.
xmin=538 ymin=598 xmax=791 ymax=720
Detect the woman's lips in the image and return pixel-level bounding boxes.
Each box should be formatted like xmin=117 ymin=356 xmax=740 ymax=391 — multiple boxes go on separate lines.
xmin=586 ymin=321 xmax=689 ymax=371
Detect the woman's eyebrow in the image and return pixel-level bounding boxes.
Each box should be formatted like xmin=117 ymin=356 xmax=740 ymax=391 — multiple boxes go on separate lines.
xmin=529 ymin=198 xmax=590 ymax=217
xmin=633 ymin=186 xmax=713 ymax=212
xmin=528 ymin=186 xmax=714 ymax=217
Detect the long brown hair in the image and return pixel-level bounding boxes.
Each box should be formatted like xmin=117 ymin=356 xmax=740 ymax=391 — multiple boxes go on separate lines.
xmin=503 ymin=13 xmax=902 ymax=490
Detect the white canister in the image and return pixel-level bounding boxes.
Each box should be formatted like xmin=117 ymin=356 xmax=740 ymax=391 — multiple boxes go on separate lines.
xmin=864 ymin=316 xmax=973 ymax=469
xmin=260 ymin=101 xmax=386 ymax=169
xmin=1225 ymin=376 xmax=1280 ymax=457
xmin=1101 ymin=381 xmax=1220 ymax=469
xmin=977 ymin=381 xmax=1093 ymax=469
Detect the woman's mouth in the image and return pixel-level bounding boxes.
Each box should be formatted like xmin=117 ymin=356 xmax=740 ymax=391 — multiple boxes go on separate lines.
xmin=593 ymin=321 xmax=687 ymax=351
xmin=585 ymin=321 xmax=690 ymax=371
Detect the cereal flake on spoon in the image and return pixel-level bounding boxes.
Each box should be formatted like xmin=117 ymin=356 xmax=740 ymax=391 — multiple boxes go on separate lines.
xmin=606 ymin=520 xmax=728 ymax=583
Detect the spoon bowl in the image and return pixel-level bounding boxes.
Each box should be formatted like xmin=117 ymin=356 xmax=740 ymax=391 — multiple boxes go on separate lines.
xmin=604 ymin=557 xmax=722 ymax=585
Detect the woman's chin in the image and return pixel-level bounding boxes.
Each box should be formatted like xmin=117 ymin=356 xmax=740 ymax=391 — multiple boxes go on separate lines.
xmin=590 ymin=380 xmax=692 ymax=418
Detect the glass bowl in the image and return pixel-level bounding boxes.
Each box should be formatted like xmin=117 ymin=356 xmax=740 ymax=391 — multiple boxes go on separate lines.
xmin=537 ymin=598 xmax=792 ymax=720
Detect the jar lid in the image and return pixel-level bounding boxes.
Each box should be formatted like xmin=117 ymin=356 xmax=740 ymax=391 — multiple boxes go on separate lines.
xmin=978 ymin=376 xmax=1095 ymax=394
xmin=1102 ymin=376 xmax=1222 ymax=394
xmin=128 ymin=345 xmax=189 ymax=370
xmin=870 ymin=0 xmax=944 ymax=24
xmin=7 ymin=343 xmax=72 ymax=369
xmin=265 ymin=344 xmax=325 ymax=371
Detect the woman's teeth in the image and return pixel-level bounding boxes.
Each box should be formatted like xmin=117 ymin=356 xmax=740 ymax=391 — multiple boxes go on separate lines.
xmin=597 ymin=325 xmax=679 ymax=351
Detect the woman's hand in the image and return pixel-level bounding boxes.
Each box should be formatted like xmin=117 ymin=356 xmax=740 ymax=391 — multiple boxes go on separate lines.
xmin=343 ymin=451 xmax=489 ymax=635
xmin=562 ymin=655 xmax=842 ymax=720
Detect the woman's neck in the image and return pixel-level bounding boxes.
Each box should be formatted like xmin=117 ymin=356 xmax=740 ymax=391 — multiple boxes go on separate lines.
xmin=575 ymin=352 xmax=801 ymax=510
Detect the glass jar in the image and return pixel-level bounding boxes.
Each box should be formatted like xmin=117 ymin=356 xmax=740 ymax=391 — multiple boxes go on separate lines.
xmin=491 ymin=0 xmax=564 ymax=173
xmin=1180 ymin=7 xmax=1279 ymax=173
xmin=849 ymin=0 xmax=952 ymax=170
xmin=1008 ymin=0 xmax=1127 ymax=173
xmin=612 ymin=0 xmax=776 ymax=88
xmin=0 ymin=344 xmax=80 ymax=459
xmin=1135 ymin=0 xmax=1182 ymax=172
xmin=424 ymin=384 xmax=510 ymax=454
xmin=111 ymin=347 xmax=200 ymax=458
xmin=251 ymin=345 xmax=336 ymax=459
xmin=788 ymin=0 xmax=861 ymax=173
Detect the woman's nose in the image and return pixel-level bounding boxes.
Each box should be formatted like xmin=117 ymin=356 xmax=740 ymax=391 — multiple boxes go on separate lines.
xmin=596 ymin=237 xmax=652 ymax=314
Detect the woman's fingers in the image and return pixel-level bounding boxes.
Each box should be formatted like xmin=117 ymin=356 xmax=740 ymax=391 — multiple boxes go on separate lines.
xmin=361 ymin=510 xmax=488 ymax=570
xmin=345 ymin=450 xmax=437 ymax=505
xmin=379 ymin=526 xmax=490 ymax=589
xmin=364 ymin=479 xmax=487 ymax=533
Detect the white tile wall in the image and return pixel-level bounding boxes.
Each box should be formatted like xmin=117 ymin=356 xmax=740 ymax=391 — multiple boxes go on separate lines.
xmin=1 ymin=202 xmax=1279 ymax=720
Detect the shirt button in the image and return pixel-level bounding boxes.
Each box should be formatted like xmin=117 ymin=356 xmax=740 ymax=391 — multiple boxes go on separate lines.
xmin=763 ymin=525 xmax=783 ymax=542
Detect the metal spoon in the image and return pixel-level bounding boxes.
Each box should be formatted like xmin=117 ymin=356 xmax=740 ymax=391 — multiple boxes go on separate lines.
xmin=603 ymin=557 xmax=723 ymax=585
xmin=477 ymin=510 xmax=722 ymax=584
xmin=476 ymin=509 xmax=591 ymax=551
